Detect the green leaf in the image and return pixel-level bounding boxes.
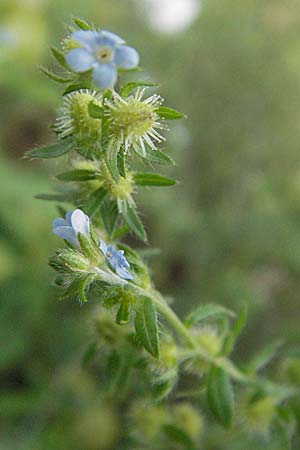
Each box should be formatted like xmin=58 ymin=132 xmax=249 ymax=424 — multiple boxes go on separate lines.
xmin=222 ymin=303 xmax=247 ymax=356
xmin=88 ymin=101 xmax=104 ymax=119
xmin=82 ymin=341 xmax=97 ymax=367
xmin=117 ymin=148 xmax=126 ymax=178
xmin=135 ymin=296 xmax=159 ymax=358
xmin=185 ymin=304 xmax=235 ymax=328
xmin=25 ymin=141 xmax=71 ymax=159
xmin=207 ymin=367 xmax=234 ymax=428
xmin=136 ymin=147 xmax=175 ymax=166
xmin=162 ymin=424 xmax=195 ymax=449
xmin=39 ymin=66 xmax=73 ymax=83
xmin=156 ymin=106 xmax=185 ymax=120
xmin=119 ymin=80 xmax=158 ymax=98
xmin=50 ymin=47 xmax=70 ymax=70
xmin=63 ymin=80 xmax=92 ymax=95
xmin=106 ymin=144 xmax=120 ymax=182
xmin=85 ymin=186 xmax=107 ymax=217
xmin=73 ymin=16 xmax=92 ymax=30
xmin=56 ymin=169 xmax=97 ymax=182
xmin=122 ymin=202 xmax=147 ymax=242
xmin=246 ymin=339 xmax=284 ymax=374
xmin=134 ymin=172 xmax=177 ymax=186
xmin=101 ymin=199 xmax=119 ymax=236
xmin=116 ymin=303 xmax=130 ymax=325
xmin=77 ymin=233 xmax=98 ymax=263
xmin=35 ymin=193 xmax=71 ymax=202
xmin=61 ymin=273 xmax=95 ymax=303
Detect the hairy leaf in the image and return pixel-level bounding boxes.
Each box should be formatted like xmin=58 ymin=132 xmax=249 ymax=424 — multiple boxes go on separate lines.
xmin=135 ymin=296 xmax=159 ymax=358
xmin=156 ymin=106 xmax=185 ymax=120
xmin=25 ymin=141 xmax=71 ymax=159
xmin=222 ymin=303 xmax=247 ymax=356
xmin=56 ymin=169 xmax=97 ymax=182
xmin=185 ymin=304 xmax=235 ymax=327
xmin=85 ymin=186 xmax=107 ymax=217
xmin=119 ymin=80 xmax=158 ymax=98
xmin=207 ymin=367 xmax=234 ymax=428
xmin=122 ymin=202 xmax=146 ymax=241
xmin=134 ymin=172 xmax=177 ymax=186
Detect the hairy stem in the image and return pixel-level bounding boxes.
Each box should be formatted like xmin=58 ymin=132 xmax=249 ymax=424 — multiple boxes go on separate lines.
xmin=132 ymin=284 xmax=249 ymax=383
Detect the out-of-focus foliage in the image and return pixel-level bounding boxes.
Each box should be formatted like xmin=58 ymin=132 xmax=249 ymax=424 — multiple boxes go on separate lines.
xmin=1 ymin=0 xmax=300 ymax=449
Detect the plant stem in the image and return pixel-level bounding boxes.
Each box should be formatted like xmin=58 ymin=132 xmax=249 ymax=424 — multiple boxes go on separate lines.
xmin=132 ymin=284 xmax=248 ymax=383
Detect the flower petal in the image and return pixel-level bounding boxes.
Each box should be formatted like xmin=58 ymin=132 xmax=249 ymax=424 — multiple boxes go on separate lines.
xmin=65 ymin=48 xmax=95 ymax=72
xmin=99 ymin=30 xmax=125 ymax=45
xmin=52 ymin=217 xmax=66 ymax=229
xmin=116 ymin=266 xmax=133 ymax=280
xmin=70 ymin=209 xmax=90 ymax=236
xmin=114 ymin=45 xmax=139 ymax=69
xmin=71 ymin=30 xmax=99 ymax=50
xmin=99 ymin=239 xmax=108 ymax=255
xmin=92 ymin=63 xmax=117 ymax=88
xmin=53 ymin=226 xmax=78 ymax=246
xmin=65 ymin=210 xmax=74 ymax=226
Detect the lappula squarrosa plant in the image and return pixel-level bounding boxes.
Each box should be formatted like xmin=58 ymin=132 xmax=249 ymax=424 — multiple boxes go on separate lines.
xmin=25 ymin=17 xmax=300 ymax=450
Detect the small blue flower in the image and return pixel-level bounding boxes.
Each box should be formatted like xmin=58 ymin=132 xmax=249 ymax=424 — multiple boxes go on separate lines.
xmin=100 ymin=240 xmax=133 ymax=280
xmin=52 ymin=209 xmax=90 ymax=247
xmin=65 ymin=30 xmax=139 ymax=89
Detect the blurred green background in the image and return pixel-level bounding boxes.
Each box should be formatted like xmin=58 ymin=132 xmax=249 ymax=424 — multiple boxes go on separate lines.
xmin=1 ymin=0 xmax=300 ymax=448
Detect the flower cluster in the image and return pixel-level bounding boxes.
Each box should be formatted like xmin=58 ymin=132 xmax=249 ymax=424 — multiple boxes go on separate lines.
xmin=65 ymin=29 xmax=139 ymax=89
xmin=25 ymin=18 xmax=299 ymax=450
xmin=52 ymin=209 xmax=133 ymax=281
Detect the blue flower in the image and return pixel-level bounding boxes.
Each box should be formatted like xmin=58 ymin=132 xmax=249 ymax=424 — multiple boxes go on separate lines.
xmin=52 ymin=209 xmax=90 ymax=247
xmin=100 ymin=240 xmax=133 ymax=280
xmin=65 ymin=30 xmax=139 ymax=89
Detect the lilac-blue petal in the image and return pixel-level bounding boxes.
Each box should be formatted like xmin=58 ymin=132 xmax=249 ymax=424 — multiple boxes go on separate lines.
xmin=65 ymin=210 xmax=74 ymax=226
xmin=114 ymin=45 xmax=139 ymax=69
xmin=71 ymin=30 xmax=99 ymax=50
xmin=92 ymin=63 xmax=117 ymax=88
xmin=116 ymin=266 xmax=133 ymax=280
xmin=65 ymin=48 xmax=95 ymax=72
xmin=99 ymin=239 xmax=108 ymax=255
xmin=52 ymin=217 xmax=66 ymax=229
xmin=53 ymin=226 xmax=78 ymax=246
xmin=99 ymin=30 xmax=125 ymax=45
xmin=70 ymin=209 xmax=90 ymax=236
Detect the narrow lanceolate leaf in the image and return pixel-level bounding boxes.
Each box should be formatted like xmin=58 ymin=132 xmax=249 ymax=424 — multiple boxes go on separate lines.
xmin=246 ymin=339 xmax=284 ymax=374
xmin=134 ymin=172 xmax=177 ymax=187
xmin=207 ymin=366 xmax=234 ymax=428
xmin=25 ymin=141 xmax=71 ymax=159
xmin=56 ymin=169 xmax=98 ymax=182
xmin=162 ymin=425 xmax=195 ymax=449
xmin=85 ymin=186 xmax=107 ymax=217
xmin=63 ymin=81 xmax=92 ymax=95
xmin=35 ymin=193 xmax=71 ymax=202
xmin=72 ymin=16 xmax=92 ymax=30
xmin=88 ymin=101 xmax=104 ymax=119
xmin=82 ymin=341 xmax=97 ymax=367
xmin=51 ymin=47 xmax=70 ymax=70
xmin=139 ymin=147 xmax=175 ymax=166
xmin=117 ymin=149 xmax=126 ymax=178
xmin=185 ymin=304 xmax=235 ymax=328
xmin=156 ymin=106 xmax=185 ymax=120
xmin=135 ymin=296 xmax=159 ymax=358
xmin=39 ymin=66 xmax=73 ymax=83
xmin=101 ymin=199 xmax=119 ymax=236
xmin=116 ymin=303 xmax=130 ymax=325
xmin=119 ymin=81 xmax=158 ymax=98
xmin=222 ymin=303 xmax=247 ymax=356
xmin=122 ymin=202 xmax=147 ymax=242
xmin=106 ymin=144 xmax=120 ymax=182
